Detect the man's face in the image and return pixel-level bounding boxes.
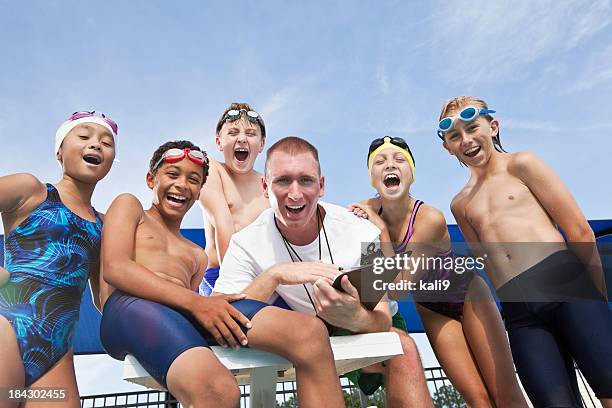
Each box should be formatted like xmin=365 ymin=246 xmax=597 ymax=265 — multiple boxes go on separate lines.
xmin=263 ymin=151 xmax=324 ymax=231
xmin=146 ymin=157 xmax=204 ymax=220
xmin=216 ymin=118 xmax=264 ymax=174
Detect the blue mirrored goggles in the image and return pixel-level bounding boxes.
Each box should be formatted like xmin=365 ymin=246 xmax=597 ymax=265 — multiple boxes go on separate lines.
xmin=437 ymin=106 xmax=496 ymax=139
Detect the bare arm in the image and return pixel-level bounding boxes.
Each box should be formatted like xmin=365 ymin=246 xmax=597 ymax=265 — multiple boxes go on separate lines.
xmin=0 ymin=173 xmax=46 ymax=286
xmin=240 ymin=262 xmax=340 ymax=301
xmin=237 ymin=266 xmax=280 ymax=301
xmin=511 ymin=151 xmax=606 ymax=298
xmin=198 ymin=161 xmax=235 ymax=263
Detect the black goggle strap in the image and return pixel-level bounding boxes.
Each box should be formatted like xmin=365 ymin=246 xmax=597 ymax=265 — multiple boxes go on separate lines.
xmin=367 ymin=137 xmax=414 ymax=165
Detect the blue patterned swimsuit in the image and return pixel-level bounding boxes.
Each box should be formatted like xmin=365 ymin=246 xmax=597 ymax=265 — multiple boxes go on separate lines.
xmin=0 ymin=184 xmax=102 ymax=386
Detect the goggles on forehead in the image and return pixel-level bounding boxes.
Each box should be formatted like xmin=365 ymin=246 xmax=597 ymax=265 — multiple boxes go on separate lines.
xmin=437 ymin=106 xmax=495 ymax=140
xmin=68 ymin=111 xmax=118 ymax=135
xmin=152 ymin=148 xmax=209 ymax=171
xmin=367 ymin=136 xmax=415 ymax=168
xmin=222 ymin=109 xmax=265 ymax=133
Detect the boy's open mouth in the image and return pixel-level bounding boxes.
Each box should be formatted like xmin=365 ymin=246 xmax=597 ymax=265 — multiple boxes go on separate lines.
xmin=234 ymin=148 xmax=249 ymax=162
xmin=463 ymin=146 xmax=481 ymax=158
xmin=166 ymin=193 xmax=188 ymax=207
xmin=83 ymin=154 xmax=102 ymax=165
xmin=286 ymin=204 xmax=306 ymax=214
xmin=383 ymin=174 xmax=400 ymax=188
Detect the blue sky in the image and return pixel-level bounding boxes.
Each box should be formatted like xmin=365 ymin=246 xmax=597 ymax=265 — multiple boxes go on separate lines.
xmin=2 ymin=0 xmax=612 ymax=396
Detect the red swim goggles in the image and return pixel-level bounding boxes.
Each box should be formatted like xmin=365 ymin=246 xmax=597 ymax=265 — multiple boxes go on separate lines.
xmin=68 ymin=111 xmax=118 ymax=135
xmin=152 ymin=148 xmax=209 ymax=171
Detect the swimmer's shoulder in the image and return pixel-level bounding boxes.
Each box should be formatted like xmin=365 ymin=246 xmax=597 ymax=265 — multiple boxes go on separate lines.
xmin=209 ymin=159 xmax=233 ymax=182
xmin=506 ymin=150 xmax=541 ymax=179
xmin=200 ymin=159 xmax=228 ymax=201
xmin=415 ymin=202 xmax=446 ymax=228
xmin=413 ymin=202 xmax=448 ymax=241
xmin=107 ymin=193 xmax=145 ymax=225
xmin=207 ymin=158 xmax=224 ymax=175
xmin=0 ymin=173 xmax=46 ymax=212
xmin=0 ymin=175 xmax=47 ymax=233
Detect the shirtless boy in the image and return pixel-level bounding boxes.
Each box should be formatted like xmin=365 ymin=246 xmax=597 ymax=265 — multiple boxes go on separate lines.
xmin=438 ymin=96 xmax=612 ymax=407
xmin=98 ymin=140 xmax=343 ymax=408
xmin=198 ymin=103 xmax=269 ymax=295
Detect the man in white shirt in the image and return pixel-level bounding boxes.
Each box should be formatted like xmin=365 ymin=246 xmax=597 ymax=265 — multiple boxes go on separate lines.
xmin=214 ymin=136 xmax=433 ymax=406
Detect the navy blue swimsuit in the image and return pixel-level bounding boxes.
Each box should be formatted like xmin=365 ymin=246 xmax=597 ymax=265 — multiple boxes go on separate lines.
xmin=0 ymin=184 xmax=102 ymax=386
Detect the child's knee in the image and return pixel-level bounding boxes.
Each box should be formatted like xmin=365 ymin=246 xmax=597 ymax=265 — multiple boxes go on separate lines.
xmin=204 ymin=374 xmax=241 ymax=407
xmin=173 ymin=369 xmax=239 ymax=408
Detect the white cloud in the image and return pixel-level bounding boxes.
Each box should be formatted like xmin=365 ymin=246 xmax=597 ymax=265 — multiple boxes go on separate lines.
xmin=260 ymin=89 xmax=292 ymax=118
xmin=376 ymin=65 xmax=390 ymax=95
xmin=430 ymin=0 xmax=612 ymax=83
xmin=503 ymin=118 xmax=564 ymax=132
xmin=565 ymin=44 xmax=612 ymax=93
xmin=565 ymin=1 xmax=612 ymax=49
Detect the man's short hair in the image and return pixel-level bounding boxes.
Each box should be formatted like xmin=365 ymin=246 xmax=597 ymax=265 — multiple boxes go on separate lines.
xmin=215 ymin=102 xmax=266 ymax=140
xmin=265 ymin=136 xmax=321 ymax=176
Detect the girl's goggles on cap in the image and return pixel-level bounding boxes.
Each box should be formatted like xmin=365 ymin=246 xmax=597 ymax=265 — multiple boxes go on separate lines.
xmin=437 ymin=106 xmax=495 ymax=139
xmin=367 ymin=136 xmax=415 ymax=168
xmin=152 ymin=148 xmax=209 ymax=171
xmin=68 ymin=111 xmax=118 ymax=135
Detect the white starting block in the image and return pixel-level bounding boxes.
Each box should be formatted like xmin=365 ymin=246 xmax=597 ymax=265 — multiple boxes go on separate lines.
xmin=123 ymin=332 xmax=402 ymax=407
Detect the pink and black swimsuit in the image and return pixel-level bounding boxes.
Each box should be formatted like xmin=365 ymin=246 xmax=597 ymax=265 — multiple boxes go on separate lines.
xmin=384 ymin=199 xmax=474 ymax=321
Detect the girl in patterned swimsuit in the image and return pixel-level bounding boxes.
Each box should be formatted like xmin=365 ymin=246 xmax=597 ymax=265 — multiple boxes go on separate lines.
xmin=0 ymin=112 xmax=117 ymax=406
xmin=350 ymin=136 xmax=527 ymax=407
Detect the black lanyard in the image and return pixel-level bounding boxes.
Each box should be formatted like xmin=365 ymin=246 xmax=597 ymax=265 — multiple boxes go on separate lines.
xmin=274 ymin=205 xmax=334 ymax=310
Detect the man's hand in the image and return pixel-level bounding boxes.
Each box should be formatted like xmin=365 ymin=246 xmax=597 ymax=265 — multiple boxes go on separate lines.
xmin=312 ymin=276 xmax=365 ymax=330
xmin=189 ymin=293 xmax=253 ymax=350
xmin=272 ymin=262 xmax=341 ymax=286
xmin=0 ymin=266 xmax=9 ymax=287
